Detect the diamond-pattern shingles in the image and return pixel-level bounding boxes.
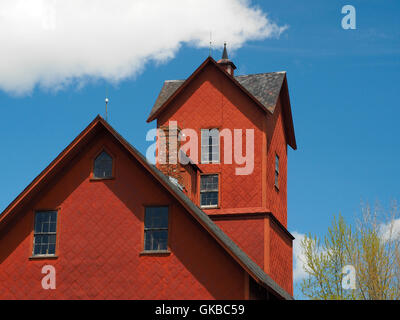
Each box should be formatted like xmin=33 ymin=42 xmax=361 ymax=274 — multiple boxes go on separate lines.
xmin=269 ymin=220 xmax=293 ymax=295
xmin=158 ymin=64 xmax=265 ymax=210
xmin=154 ymin=63 xmax=292 ymax=297
xmin=0 ymin=133 xmax=245 ymax=299
xmin=265 ymin=98 xmax=288 ymax=227
xmin=213 ymin=217 xmax=264 ymax=270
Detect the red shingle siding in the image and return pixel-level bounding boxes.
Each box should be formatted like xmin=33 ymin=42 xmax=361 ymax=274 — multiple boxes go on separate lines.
xmin=157 ymin=64 xmax=265 ymax=210
xmin=0 ymin=133 xmax=245 ymax=299
xmin=156 ymin=63 xmax=293 ymax=297
xmin=212 ymin=217 xmax=264 ymax=270
xmin=266 ymin=97 xmax=288 ymax=228
xmin=269 ymin=220 xmax=293 ymax=295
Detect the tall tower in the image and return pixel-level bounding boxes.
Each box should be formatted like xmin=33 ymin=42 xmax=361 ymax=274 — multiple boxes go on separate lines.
xmin=147 ymin=48 xmax=296 ymax=295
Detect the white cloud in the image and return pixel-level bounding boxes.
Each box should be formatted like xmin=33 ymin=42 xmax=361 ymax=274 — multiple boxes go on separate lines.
xmin=0 ymin=0 xmax=287 ymax=95
xmin=292 ymin=231 xmax=308 ymax=282
xmin=379 ymin=218 xmax=400 ymax=242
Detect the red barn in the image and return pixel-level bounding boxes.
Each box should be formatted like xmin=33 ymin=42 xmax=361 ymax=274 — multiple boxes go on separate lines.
xmin=0 ymin=49 xmax=296 ymax=300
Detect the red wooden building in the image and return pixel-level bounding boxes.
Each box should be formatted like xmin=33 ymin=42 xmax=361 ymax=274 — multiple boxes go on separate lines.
xmin=0 ymin=48 xmax=296 ymax=300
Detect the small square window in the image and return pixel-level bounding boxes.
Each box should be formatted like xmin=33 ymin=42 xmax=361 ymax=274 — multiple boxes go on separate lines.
xmin=33 ymin=211 xmax=58 ymax=256
xmin=200 ymin=174 xmax=219 ymax=208
xmin=144 ymin=207 xmax=169 ymax=251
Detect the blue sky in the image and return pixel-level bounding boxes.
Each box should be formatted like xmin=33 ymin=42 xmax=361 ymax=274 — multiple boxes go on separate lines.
xmin=0 ymin=0 xmax=399 ymax=298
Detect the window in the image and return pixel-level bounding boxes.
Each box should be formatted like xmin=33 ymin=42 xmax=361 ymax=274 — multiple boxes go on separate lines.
xmin=93 ymin=150 xmax=113 ymax=178
xmin=275 ymin=154 xmax=279 ymax=189
xmin=200 ymin=174 xmax=219 ymax=208
xmin=201 ymin=129 xmax=219 ymax=164
xmin=144 ymin=207 xmax=169 ymax=251
xmin=33 ymin=211 xmax=58 ymax=256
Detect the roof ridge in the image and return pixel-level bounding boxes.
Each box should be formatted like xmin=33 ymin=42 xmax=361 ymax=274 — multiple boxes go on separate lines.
xmin=234 ymin=71 xmax=286 ymax=77
xmin=165 ymin=71 xmax=288 ymax=82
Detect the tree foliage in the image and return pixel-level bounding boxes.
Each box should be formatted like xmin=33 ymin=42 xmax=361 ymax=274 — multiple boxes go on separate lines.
xmin=300 ymin=203 xmax=400 ymax=300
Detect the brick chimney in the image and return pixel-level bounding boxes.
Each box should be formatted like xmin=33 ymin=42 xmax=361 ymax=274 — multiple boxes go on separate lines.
xmin=217 ymin=42 xmax=236 ymax=76
xmin=157 ymin=121 xmax=184 ymax=186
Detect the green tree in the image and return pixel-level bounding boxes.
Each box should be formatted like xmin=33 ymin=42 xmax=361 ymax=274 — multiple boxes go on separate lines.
xmin=300 ymin=203 xmax=400 ymax=300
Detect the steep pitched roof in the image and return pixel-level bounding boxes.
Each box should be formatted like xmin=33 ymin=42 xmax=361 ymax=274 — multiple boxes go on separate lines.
xmin=0 ymin=116 xmax=293 ymax=300
xmin=147 ymin=57 xmax=296 ymax=150
xmin=235 ymin=72 xmax=286 ymax=113
xmin=149 ymin=72 xmax=285 ymax=118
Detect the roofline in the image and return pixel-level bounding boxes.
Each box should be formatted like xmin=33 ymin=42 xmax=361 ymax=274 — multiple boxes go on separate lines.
xmin=147 ymin=56 xmax=271 ymax=123
xmin=0 ymin=116 xmax=293 ymax=300
xmin=146 ymin=56 xmax=297 ymax=150
xmin=280 ymin=76 xmax=297 ymax=150
xmin=99 ymin=118 xmax=293 ymax=300
xmin=0 ymin=115 xmax=103 ymax=226
xmin=209 ymin=211 xmax=295 ymax=241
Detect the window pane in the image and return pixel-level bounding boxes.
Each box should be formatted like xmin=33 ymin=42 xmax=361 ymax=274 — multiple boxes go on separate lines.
xmin=200 ymin=175 xmax=218 ymax=191
xmin=33 ymin=244 xmax=41 ymax=255
xmin=144 ymin=207 xmax=169 ymax=251
xmin=93 ymin=151 xmax=113 ymax=178
xmin=40 ymin=244 xmax=47 ymax=255
xmin=48 ymin=244 xmax=56 ymax=255
xmin=275 ymin=172 xmax=279 ymax=188
xmin=275 ymin=155 xmax=279 ymax=172
xmin=211 ymin=145 xmax=219 ymax=162
xmin=50 ymin=212 xmax=57 ymax=222
xmin=35 ymin=234 xmax=43 ymax=244
xmin=49 ymin=234 xmax=57 ymax=244
xmin=144 ymin=230 xmax=168 ymax=251
xmin=201 ymin=146 xmax=209 ymax=163
xmin=201 ymin=129 xmax=219 ymax=164
xmin=144 ymin=207 xmax=168 ymax=228
xmin=200 ymin=191 xmax=218 ymax=207
xmin=42 ymin=235 xmax=49 ymax=244
xmin=42 ymin=223 xmax=49 ymax=233
xmin=33 ymin=211 xmax=57 ymax=256
xmin=49 ymin=222 xmax=57 ymax=233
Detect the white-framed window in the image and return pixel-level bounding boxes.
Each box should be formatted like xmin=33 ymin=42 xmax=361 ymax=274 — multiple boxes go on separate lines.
xmin=200 ymin=174 xmax=219 ymax=208
xmin=33 ymin=211 xmax=58 ymax=256
xmin=144 ymin=206 xmax=169 ymax=251
xmin=201 ymin=129 xmax=219 ymax=164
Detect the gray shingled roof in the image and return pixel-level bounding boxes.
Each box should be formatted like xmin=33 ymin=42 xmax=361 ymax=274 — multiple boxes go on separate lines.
xmin=148 ymin=72 xmax=286 ymax=119
xmin=235 ymin=72 xmax=286 ymax=113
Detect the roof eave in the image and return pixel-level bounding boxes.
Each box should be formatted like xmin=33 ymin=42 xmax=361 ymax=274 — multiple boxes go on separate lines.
xmin=146 ymin=57 xmax=297 ymax=152
xmin=280 ymin=76 xmax=297 ymax=150
xmin=146 ymin=56 xmax=272 ymax=123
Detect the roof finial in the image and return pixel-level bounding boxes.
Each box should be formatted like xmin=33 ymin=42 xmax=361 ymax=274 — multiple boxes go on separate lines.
xmin=105 ymin=97 xmax=109 ymax=122
xmin=222 ymin=42 xmax=228 ymax=60
xmin=209 ymin=31 xmax=212 ymax=57
xmin=105 ymin=86 xmax=109 ymax=122
xmin=217 ymin=42 xmax=236 ymax=76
